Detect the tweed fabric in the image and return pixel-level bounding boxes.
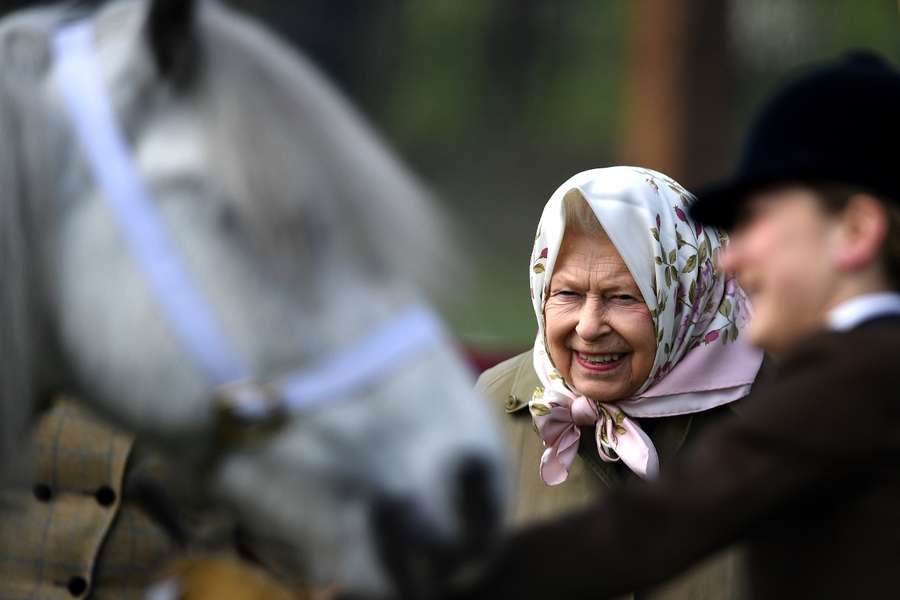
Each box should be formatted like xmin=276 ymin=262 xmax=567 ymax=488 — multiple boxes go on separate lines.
xmin=0 ymin=398 xmax=134 ymax=599
xmin=0 ymin=398 xmax=226 ymax=599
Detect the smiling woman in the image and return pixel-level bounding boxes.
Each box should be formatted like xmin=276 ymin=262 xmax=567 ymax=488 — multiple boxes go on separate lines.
xmin=544 ymin=201 xmax=657 ymax=404
xmin=477 ymin=166 xmax=763 ymax=599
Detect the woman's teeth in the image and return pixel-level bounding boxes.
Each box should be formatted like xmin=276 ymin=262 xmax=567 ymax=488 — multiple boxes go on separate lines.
xmin=579 ymin=353 xmax=623 ymax=364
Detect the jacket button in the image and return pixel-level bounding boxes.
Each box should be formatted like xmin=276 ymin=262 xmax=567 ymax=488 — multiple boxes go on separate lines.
xmin=67 ymin=576 xmax=88 ymax=596
xmin=505 ymin=395 xmax=520 ymax=410
xmin=95 ymin=486 xmax=117 ymax=507
xmin=33 ymin=483 xmax=53 ymax=502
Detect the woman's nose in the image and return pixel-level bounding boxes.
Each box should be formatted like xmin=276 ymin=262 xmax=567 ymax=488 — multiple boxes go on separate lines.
xmin=575 ymin=299 xmax=612 ymax=340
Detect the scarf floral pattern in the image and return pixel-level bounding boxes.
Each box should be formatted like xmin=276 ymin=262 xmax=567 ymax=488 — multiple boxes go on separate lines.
xmin=529 ymin=167 xmax=762 ymax=484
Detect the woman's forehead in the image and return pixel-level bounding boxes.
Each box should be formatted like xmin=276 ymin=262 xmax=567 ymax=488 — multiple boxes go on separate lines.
xmin=551 ymin=258 xmax=635 ymax=283
xmin=552 ymin=231 xmax=636 ymax=284
xmin=558 ymin=226 xmax=619 ymax=259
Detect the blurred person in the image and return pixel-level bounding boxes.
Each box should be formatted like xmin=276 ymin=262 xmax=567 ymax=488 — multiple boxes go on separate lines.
xmin=475 ymin=166 xmax=763 ymax=598
xmin=457 ymin=52 xmax=900 ymax=600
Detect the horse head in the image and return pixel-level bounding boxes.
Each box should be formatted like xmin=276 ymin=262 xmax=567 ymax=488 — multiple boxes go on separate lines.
xmin=0 ymin=0 xmax=507 ymax=595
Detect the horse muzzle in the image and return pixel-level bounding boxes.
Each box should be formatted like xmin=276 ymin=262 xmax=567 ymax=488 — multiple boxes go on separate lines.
xmin=368 ymin=454 xmax=503 ymax=600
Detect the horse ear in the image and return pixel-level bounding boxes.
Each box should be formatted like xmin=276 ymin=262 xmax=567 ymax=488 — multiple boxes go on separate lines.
xmin=145 ymin=0 xmax=199 ymax=85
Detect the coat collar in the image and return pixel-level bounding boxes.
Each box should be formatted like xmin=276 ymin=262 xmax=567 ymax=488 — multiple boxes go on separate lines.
xmin=505 ymin=350 xmax=694 ymax=476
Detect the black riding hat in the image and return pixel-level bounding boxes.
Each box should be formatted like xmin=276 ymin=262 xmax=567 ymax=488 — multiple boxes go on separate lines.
xmin=690 ymin=51 xmax=900 ymax=230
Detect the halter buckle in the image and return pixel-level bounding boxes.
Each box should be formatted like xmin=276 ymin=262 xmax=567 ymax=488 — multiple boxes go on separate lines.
xmin=213 ymin=379 xmax=286 ymax=446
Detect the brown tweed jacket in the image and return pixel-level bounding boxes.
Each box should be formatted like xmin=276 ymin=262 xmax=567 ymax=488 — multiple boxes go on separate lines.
xmin=0 ymin=398 xmax=235 ymax=599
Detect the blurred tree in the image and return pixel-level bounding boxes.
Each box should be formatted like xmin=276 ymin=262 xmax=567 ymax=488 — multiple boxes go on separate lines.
xmin=225 ymin=0 xmax=400 ymax=114
xmin=2 ymin=0 xmax=897 ymax=347
xmin=1 ymin=0 xmax=44 ymax=14
xmin=483 ymin=0 xmax=543 ymax=124
xmin=621 ymin=0 xmax=736 ymax=188
xmin=682 ymin=0 xmax=737 ymax=186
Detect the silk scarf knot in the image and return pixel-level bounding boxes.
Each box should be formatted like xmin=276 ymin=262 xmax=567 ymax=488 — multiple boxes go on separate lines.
xmin=530 ymin=385 xmax=658 ymax=485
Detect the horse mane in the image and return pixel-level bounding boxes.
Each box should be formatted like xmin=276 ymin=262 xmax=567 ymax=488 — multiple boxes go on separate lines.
xmin=0 ymin=7 xmax=57 ymax=473
xmin=0 ymin=82 xmax=30 ymax=474
xmin=196 ymin=2 xmax=459 ymax=298
xmin=83 ymin=0 xmax=461 ymax=297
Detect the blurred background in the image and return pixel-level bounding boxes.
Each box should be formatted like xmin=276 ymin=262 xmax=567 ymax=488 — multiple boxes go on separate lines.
xmin=4 ymin=0 xmax=899 ymax=362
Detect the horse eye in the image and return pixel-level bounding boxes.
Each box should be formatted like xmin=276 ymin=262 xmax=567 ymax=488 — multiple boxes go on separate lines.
xmin=217 ymin=205 xmax=241 ymax=234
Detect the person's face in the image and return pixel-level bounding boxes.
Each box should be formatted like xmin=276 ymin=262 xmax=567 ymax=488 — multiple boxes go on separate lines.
xmin=718 ymin=186 xmax=840 ymax=353
xmin=544 ymin=227 xmax=657 ymax=402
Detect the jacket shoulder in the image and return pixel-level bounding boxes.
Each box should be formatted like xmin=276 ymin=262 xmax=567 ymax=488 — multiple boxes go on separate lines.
xmin=475 ymin=350 xmax=536 ymax=413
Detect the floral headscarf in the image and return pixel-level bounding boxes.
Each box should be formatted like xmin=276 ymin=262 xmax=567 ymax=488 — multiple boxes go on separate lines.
xmin=529 ymin=167 xmax=762 ymax=484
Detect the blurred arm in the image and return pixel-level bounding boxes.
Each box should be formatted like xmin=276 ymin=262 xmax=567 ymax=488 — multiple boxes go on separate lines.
xmin=459 ymin=331 xmax=898 ymax=599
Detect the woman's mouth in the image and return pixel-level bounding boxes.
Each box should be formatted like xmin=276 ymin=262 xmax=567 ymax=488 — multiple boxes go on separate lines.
xmin=574 ymin=352 xmax=627 ymax=372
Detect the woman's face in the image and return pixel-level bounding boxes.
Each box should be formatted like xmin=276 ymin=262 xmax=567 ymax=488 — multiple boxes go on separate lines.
xmin=717 ymin=186 xmax=840 ymax=353
xmin=545 ymin=227 xmax=657 ymax=402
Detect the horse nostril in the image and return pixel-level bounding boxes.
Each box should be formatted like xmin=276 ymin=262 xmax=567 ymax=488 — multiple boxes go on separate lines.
xmin=369 ymin=459 xmax=502 ymax=596
xmin=454 ymin=455 xmax=500 ymax=548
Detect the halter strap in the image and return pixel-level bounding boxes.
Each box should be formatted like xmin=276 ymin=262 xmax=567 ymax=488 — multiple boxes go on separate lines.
xmin=55 ymin=22 xmax=248 ymax=385
xmin=53 ymin=21 xmax=446 ymax=421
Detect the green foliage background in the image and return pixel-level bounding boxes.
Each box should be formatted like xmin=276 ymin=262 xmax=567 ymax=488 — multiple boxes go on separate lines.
xmin=4 ymin=1 xmax=897 ymax=352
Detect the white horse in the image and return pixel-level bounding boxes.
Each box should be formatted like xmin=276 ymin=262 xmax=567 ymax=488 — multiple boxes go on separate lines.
xmin=0 ymin=0 xmax=505 ymax=596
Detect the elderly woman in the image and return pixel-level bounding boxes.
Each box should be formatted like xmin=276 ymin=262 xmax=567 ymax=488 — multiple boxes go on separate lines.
xmin=477 ymin=167 xmax=762 ymax=598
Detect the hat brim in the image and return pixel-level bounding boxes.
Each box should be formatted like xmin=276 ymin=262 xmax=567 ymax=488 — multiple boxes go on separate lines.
xmin=690 ymin=171 xmax=801 ymax=231
xmin=688 ymin=180 xmax=749 ymax=231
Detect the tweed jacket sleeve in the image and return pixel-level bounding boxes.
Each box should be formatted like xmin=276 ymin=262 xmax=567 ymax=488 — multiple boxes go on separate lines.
xmin=0 ymin=398 xmax=139 ymax=599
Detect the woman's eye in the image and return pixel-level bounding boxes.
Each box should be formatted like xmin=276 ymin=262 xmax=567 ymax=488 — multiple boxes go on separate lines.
xmin=611 ymin=294 xmax=637 ymax=302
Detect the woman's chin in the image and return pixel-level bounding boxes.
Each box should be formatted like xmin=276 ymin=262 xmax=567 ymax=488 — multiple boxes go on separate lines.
xmin=570 ymin=361 xmax=631 ymax=402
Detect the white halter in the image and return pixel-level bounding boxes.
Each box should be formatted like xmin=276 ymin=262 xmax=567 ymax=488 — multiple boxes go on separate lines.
xmin=53 ymin=21 xmax=447 ymax=424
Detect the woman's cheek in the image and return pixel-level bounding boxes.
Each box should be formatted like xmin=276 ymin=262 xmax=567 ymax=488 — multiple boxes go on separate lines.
xmin=543 ymin=307 xmax=572 ymax=372
xmin=613 ymin=304 xmax=654 ymax=327
xmin=544 ymin=301 xmax=575 ymax=326
xmin=612 ymin=307 xmax=657 ymax=351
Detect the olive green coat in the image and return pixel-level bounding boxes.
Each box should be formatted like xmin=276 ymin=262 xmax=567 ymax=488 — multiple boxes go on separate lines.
xmin=477 ymin=351 xmax=747 ymax=600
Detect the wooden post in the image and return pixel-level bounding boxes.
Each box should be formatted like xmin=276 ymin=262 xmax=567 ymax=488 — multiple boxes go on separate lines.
xmin=620 ymin=0 xmax=688 ymax=180
xmin=620 ymin=0 xmax=735 ymax=188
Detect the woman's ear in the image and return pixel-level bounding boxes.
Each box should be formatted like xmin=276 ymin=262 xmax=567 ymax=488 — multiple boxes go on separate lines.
xmin=145 ymin=0 xmax=198 ymax=86
xmin=834 ymin=193 xmax=890 ymax=272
